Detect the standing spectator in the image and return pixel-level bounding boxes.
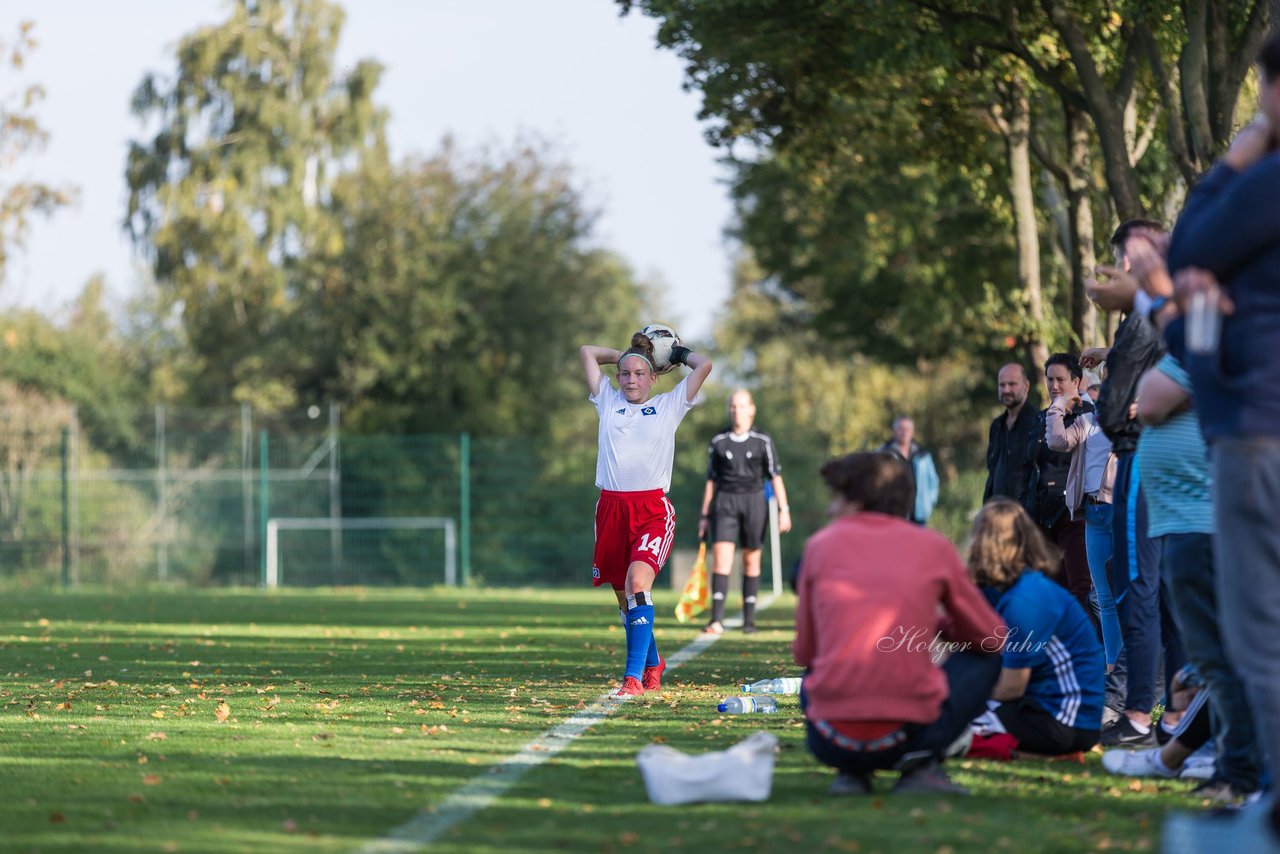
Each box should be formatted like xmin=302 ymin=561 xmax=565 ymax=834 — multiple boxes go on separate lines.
xmin=698 ymin=389 xmax=792 ymax=635
xmin=1043 ymin=360 xmax=1120 ymax=666
xmin=878 ymin=417 xmax=940 ymax=526
xmin=967 ymin=500 xmax=1104 ymax=756
xmin=1163 ymin=35 xmax=1280 ymax=845
xmin=984 ymin=363 xmax=1036 ymax=504
xmin=1124 ymin=296 xmax=1259 ymax=804
xmin=794 ymin=452 xmax=1004 ymax=795
xmin=1083 ymin=221 xmax=1174 ymax=749
xmin=1024 ymin=354 xmax=1092 ymax=618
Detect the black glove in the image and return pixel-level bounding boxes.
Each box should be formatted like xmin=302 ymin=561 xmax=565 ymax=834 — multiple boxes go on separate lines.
xmin=670 ymin=345 xmax=692 ymax=366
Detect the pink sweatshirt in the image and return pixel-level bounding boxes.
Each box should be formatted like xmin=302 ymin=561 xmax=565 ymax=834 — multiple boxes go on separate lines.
xmin=793 ymin=513 xmax=1006 ymax=725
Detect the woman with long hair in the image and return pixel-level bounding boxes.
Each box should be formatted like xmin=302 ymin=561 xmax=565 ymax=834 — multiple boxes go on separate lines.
xmin=968 ymin=499 xmax=1104 ymax=755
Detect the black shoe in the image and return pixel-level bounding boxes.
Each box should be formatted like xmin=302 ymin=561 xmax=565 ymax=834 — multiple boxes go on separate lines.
xmin=828 ymin=771 xmax=872 ymax=796
xmin=1100 ymin=716 xmax=1157 ymax=747
xmin=741 ymin=623 xmax=758 ymax=634
xmin=892 ymin=760 xmax=968 ymax=795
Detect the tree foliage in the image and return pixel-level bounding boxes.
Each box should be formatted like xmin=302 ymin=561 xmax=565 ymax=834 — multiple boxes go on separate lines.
xmin=322 ymin=139 xmax=653 ymax=435
xmin=0 ymin=21 xmax=74 ymax=285
xmin=125 ymin=0 xmax=388 ymax=410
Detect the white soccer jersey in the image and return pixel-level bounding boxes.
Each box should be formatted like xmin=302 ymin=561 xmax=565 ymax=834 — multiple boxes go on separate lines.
xmin=590 ymin=377 xmax=697 ymax=492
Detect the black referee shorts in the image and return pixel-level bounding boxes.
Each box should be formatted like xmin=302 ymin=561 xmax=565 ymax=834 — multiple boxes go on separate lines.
xmin=710 ymin=490 xmax=768 ymax=550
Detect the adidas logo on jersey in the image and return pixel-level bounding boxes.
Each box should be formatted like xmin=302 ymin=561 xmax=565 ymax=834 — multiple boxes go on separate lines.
xmin=629 ymin=616 xmax=650 ymax=626
xmin=615 ymin=408 xmax=626 ymax=414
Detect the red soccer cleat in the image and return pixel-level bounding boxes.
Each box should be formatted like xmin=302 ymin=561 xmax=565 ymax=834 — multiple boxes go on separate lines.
xmin=642 ymin=655 xmax=666 ymax=692
xmin=614 ymin=676 xmax=645 ymax=697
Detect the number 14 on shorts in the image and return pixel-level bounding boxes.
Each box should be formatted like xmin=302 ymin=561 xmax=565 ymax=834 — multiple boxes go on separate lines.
xmin=637 ymin=533 xmax=664 ymax=556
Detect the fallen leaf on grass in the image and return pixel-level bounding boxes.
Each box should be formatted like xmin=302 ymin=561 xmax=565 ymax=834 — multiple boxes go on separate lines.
xmin=214 ymin=701 xmax=231 ymax=722
xmin=146 ymin=732 xmax=167 ymax=741
xmin=57 ymin=701 xmax=72 ymax=711
xmin=142 ymin=774 xmax=162 ymax=786
xmin=151 ymin=711 xmax=165 ymax=719
xmin=49 ymin=813 xmax=65 ymax=823
xmin=128 ymin=794 xmax=145 ymax=803
xmin=1128 ymin=779 xmax=1144 ymax=792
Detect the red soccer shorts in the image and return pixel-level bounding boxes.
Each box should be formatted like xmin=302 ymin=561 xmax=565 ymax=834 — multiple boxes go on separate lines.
xmin=592 ymin=489 xmax=676 ymax=590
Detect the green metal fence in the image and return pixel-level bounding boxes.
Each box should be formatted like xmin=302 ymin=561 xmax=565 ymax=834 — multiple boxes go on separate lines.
xmin=0 ymin=404 xmax=981 ymax=589
xmin=0 ymin=405 xmax=800 ymax=588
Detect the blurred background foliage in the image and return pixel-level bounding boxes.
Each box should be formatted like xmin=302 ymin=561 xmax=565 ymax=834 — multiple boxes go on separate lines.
xmin=0 ymin=0 xmax=1272 ymax=583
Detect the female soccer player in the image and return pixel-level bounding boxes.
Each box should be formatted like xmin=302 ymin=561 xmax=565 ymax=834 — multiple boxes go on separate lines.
xmin=580 ymin=332 xmax=712 ymax=696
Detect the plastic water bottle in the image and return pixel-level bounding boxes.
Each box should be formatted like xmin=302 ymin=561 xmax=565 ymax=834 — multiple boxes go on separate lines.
xmin=717 ymin=695 xmax=778 ymax=714
xmin=741 ymin=677 xmax=802 ymax=695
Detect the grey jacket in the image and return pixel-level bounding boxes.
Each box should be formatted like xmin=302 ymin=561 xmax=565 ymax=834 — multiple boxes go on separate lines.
xmin=1046 ymin=400 xmax=1116 ymax=521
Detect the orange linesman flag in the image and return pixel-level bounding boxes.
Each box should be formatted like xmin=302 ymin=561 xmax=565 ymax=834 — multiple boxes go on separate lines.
xmin=674 ymin=541 xmax=709 ymax=624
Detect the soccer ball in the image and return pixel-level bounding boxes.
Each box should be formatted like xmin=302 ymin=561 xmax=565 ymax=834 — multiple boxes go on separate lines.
xmin=640 ymin=323 xmax=681 ymax=373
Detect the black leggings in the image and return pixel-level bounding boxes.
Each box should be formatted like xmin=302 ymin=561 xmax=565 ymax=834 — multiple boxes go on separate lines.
xmin=995 ymin=696 xmax=1100 ymax=754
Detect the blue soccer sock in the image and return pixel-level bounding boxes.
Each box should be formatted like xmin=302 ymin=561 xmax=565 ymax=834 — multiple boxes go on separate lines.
xmin=646 ymin=629 xmax=661 ymax=668
xmin=624 ymin=592 xmax=654 ymax=680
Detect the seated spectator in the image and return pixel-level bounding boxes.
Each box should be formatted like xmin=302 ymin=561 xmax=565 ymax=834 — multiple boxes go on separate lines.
xmin=794 ymin=452 xmax=1005 ymax=796
xmin=1103 ymin=665 xmax=1217 ymax=785
xmin=967 ymin=499 xmax=1105 ymax=755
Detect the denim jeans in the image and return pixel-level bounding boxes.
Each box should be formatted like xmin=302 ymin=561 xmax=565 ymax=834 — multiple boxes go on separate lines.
xmin=1084 ymin=501 xmax=1121 ymax=666
xmin=803 ymin=650 xmax=1002 ymax=776
xmin=1162 ymin=532 xmax=1262 ymax=792
xmin=1213 ymin=437 xmax=1280 ymax=796
xmin=1116 ymin=454 xmax=1184 ymax=713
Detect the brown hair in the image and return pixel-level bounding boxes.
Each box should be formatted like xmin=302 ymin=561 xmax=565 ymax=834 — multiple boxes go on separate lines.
xmin=967 ymin=499 xmax=1060 ymax=590
xmin=819 ymin=452 xmax=912 ymax=518
xmin=618 ymin=332 xmax=656 ymax=373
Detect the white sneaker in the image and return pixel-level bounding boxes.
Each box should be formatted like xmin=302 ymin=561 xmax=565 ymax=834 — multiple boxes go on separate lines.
xmin=1101 ymin=747 xmax=1179 ymax=778
xmin=1178 ymin=745 xmax=1216 ymax=781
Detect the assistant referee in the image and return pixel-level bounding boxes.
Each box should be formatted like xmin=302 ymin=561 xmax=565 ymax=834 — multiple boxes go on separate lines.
xmin=698 ymin=389 xmax=791 ymax=634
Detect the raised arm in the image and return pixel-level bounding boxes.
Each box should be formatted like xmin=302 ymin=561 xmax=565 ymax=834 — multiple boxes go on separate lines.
xmin=579 ymin=345 xmax=621 ymax=397
xmin=1045 ymin=397 xmax=1091 ymax=452
xmin=676 ymin=348 xmax=713 ymax=403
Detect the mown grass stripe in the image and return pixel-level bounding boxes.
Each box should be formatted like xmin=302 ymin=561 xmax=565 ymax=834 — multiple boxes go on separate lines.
xmin=360 ymin=601 xmax=771 ymax=851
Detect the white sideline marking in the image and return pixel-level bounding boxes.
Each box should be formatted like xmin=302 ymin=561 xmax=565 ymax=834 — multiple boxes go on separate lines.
xmin=358 ymin=599 xmax=774 ymax=852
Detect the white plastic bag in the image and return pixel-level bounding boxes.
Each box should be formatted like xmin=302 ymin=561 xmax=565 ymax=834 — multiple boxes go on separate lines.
xmin=636 ymin=730 xmax=779 ymax=805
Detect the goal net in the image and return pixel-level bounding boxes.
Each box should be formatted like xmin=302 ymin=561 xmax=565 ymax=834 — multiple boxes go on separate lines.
xmin=264 ymin=517 xmax=458 ymax=587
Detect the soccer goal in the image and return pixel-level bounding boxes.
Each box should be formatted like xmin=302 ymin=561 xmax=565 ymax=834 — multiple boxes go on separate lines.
xmin=264 ymin=517 xmax=458 ymax=588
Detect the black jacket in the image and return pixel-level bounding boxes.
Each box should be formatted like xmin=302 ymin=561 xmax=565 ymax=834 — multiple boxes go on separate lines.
xmin=1097 ymin=312 xmax=1165 ymax=454
xmin=984 ymin=404 xmax=1037 ymax=504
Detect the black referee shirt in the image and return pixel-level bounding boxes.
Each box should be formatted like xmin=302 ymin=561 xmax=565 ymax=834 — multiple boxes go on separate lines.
xmin=706 ymin=430 xmax=782 ymax=493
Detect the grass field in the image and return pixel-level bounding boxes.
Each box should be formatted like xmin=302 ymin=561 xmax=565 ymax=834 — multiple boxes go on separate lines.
xmin=0 ymin=587 xmax=1207 ymax=853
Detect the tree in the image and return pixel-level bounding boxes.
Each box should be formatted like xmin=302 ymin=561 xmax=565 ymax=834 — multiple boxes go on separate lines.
xmin=623 ymin=0 xmax=1271 ymax=359
xmin=323 ymin=139 xmax=653 ymax=436
xmin=125 ymin=0 xmax=387 ymax=410
xmin=0 ymin=21 xmax=74 ymax=284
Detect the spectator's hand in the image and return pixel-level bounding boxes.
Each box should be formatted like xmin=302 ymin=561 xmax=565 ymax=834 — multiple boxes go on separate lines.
xmin=1224 ymin=118 xmax=1276 ymax=172
xmin=778 ymin=509 xmax=792 ymax=534
xmin=1125 ymin=230 xmax=1173 ymax=298
xmin=1086 ymin=265 xmax=1138 ymax=312
xmin=1173 ymin=267 xmax=1235 ymax=316
xmin=1080 ymin=347 xmax=1109 ymax=369
xmin=1128 ymin=401 xmax=1139 ymax=421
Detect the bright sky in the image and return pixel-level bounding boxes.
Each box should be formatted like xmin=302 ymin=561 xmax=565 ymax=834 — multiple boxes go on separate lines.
xmin=1 ymin=0 xmax=734 ymax=340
